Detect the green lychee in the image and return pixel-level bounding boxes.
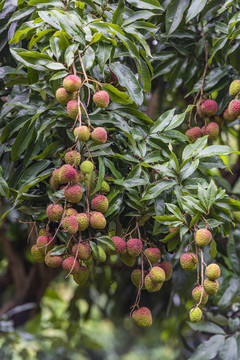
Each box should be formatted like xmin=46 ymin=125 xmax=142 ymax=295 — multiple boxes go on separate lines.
xmin=155 ymin=261 xmax=172 ymax=281
xmin=205 ymin=264 xmax=221 ymax=280
xmin=52 ymin=168 xmax=61 ymax=183
xmin=73 ymin=266 xmax=89 ymax=285
xmin=180 ymin=253 xmax=197 ymax=271
xmin=45 ymin=251 xmax=62 ymax=268
xmin=65 ymin=208 xmax=78 ymax=217
xmin=59 ymin=164 xmax=77 ymax=184
xmin=39 ymin=228 xmax=47 ymax=236
xmin=192 ymin=285 xmax=209 ymax=305
xmin=144 ymin=274 xmax=163 ymax=292
xmin=99 ymin=180 xmax=110 ymax=194
xmin=74 ymin=126 xmax=90 ymax=141
xmin=67 ymin=100 xmax=79 ymax=119
xmin=91 ymin=195 xmax=109 ymax=213
xmin=31 ymin=244 xmax=45 ymax=263
xmin=229 ymin=79 xmax=240 ymax=96
xmin=93 ymin=245 xmax=106 ymax=262
xmin=131 ymin=269 xmax=147 ymax=289
xmin=89 ymin=211 xmax=106 ymax=229
xmin=203 ymin=278 xmax=219 ymax=296
xmin=56 ymin=87 xmax=75 ymax=106
xmin=76 ymin=213 xmax=89 ymax=231
xmin=72 ymin=243 xmax=91 ymax=261
xmin=91 ymin=127 xmax=107 ymax=144
xmin=64 ymin=150 xmax=81 ymax=166
xmin=189 ymin=307 xmax=202 ymax=323
xmin=185 ymin=127 xmax=202 ymax=143
xmin=93 ymin=90 xmax=110 ymax=108
xmin=132 ymin=307 xmax=152 ymax=328
xmin=120 ymin=250 xmax=136 ymax=267
xmin=149 ymin=266 xmax=165 ymax=283
xmin=144 ymin=248 xmax=161 ymax=264
xmin=62 ymin=215 xmax=79 ymax=234
xmin=49 ymin=175 xmax=58 ymax=190
xmin=64 ymin=185 xmax=83 ymax=203
xmin=80 ymin=160 xmax=94 ymax=175
xmin=195 ymin=228 xmax=212 ymax=247
xmin=126 ymin=238 xmax=142 ymax=257
xmin=46 ymin=204 xmax=64 ymax=221
xmin=63 ymin=74 xmax=81 ymax=92
xmin=62 ymin=256 xmax=79 ymax=275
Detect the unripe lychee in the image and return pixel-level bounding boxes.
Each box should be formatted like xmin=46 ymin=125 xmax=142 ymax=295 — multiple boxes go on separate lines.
xmin=89 ymin=211 xmax=106 ymax=229
xmin=201 ymin=122 xmax=219 ymax=141
xmin=64 ymin=185 xmax=83 ymax=203
xmin=91 ymin=195 xmax=109 ymax=213
xmin=93 ymin=245 xmax=106 ymax=262
xmin=228 ymin=99 xmax=240 ymax=116
xmin=67 ymin=100 xmax=79 ymax=119
xmin=91 ymin=127 xmax=107 ymax=144
xmin=126 ymin=238 xmax=142 ymax=257
xmin=189 ymin=307 xmax=202 ymax=323
xmin=201 ymin=99 xmax=218 ymax=116
xmin=180 ymin=253 xmax=197 ymax=271
xmin=120 ymin=250 xmax=136 ymax=267
xmin=45 ymin=251 xmax=62 ymax=268
xmin=62 ymin=216 xmax=79 ymax=234
xmin=223 ymin=108 xmax=237 ymax=122
xmin=195 ymin=228 xmax=212 ymax=247
xmin=132 ymin=307 xmax=152 ymax=328
xmin=50 ymin=175 xmax=58 ymax=190
xmin=52 ymin=168 xmax=61 ymax=183
xmin=213 ymin=115 xmax=223 ymax=126
xmin=131 ymin=269 xmax=147 ymax=289
xmin=185 ymin=127 xmax=202 ymax=143
xmin=204 ymin=278 xmax=219 ymax=296
xmin=107 ymin=236 xmax=126 ymax=255
xmin=229 ymin=80 xmax=240 ymax=96
xmin=56 ymin=87 xmax=75 ymax=106
xmin=36 ymin=236 xmax=54 ymax=255
xmin=73 ymin=266 xmax=89 ymax=285
xmin=72 ymin=243 xmax=91 ymax=261
xmin=99 ymin=180 xmax=110 ymax=194
xmin=155 ymin=261 xmax=172 ymax=281
xmin=149 ymin=267 xmax=165 ymax=283
xmin=59 ymin=164 xmax=77 ymax=184
xmin=74 ymin=126 xmax=90 ymax=141
xmin=64 ymin=150 xmax=81 ymax=166
xmin=62 ymin=256 xmax=79 ymax=275
xmin=46 ymin=204 xmax=64 ymax=221
xmin=93 ymin=90 xmax=110 ymax=108
xmin=63 ymin=74 xmax=81 ymax=92
xmin=144 ymin=274 xmax=163 ymax=292
xmin=39 ymin=227 xmax=48 ymax=236
xmin=80 ymin=160 xmax=94 ymax=175
xmin=65 ymin=208 xmax=78 ymax=217
xmin=76 ymin=213 xmax=89 ymax=231
xmin=192 ymin=285 xmax=209 ymax=305
xmin=205 ymin=264 xmax=221 ymax=280
xmin=31 ymin=244 xmax=45 ymax=262
xmin=144 ymin=248 xmax=161 ymax=264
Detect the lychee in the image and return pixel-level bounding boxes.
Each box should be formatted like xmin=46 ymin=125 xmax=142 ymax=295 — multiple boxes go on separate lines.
xmin=192 ymin=285 xmax=209 ymax=305
xmin=201 ymin=122 xmax=219 ymax=141
xmin=203 ymin=278 xmax=219 ymax=296
xmin=64 ymin=150 xmax=81 ymax=166
xmin=228 ymin=99 xmax=240 ymax=116
xmin=63 ymin=74 xmax=81 ymax=92
xmin=144 ymin=274 xmax=163 ymax=292
xmin=229 ymin=79 xmax=240 ymax=96
xmin=93 ymin=245 xmax=106 ymax=262
xmin=65 ymin=208 xmax=78 ymax=217
xmin=39 ymin=228 xmax=47 ymax=236
xmin=91 ymin=195 xmax=109 ymax=213
xmin=64 ymin=185 xmax=83 ymax=203
xmin=126 ymin=238 xmax=142 ymax=257
xmin=185 ymin=127 xmax=201 ymax=143
xmin=205 ymin=263 xmax=221 ymax=280
xmin=99 ymin=180 xmax=110 ymax=193
xmin=195 ymin=228 xmax=212 ymax=247
xmin=50 ymin=175 xmax=58 ymax=190
xmin=223 ymin=107 xmax=237 ymax=122
xmin=149 ymin=267 xmax=165 ymax=283
xmin=189 ymin=307 xmax=202 ymax=323
xmin=73 ymin=266 xmax=89 ymax=285
xmin=89 ymin=211 xmax=106 ymax=229
xmin=120 ymin=250 xmax=136 ymax=267
xmin=213 ymin=115 xmax=223 ymax=126
xmin=93 ymin=90 xmax=110 ymax=108
xmin=144 ymin=248 xmax=161 ymax=264
xmin=52 ymin=168 xmax=61 ymax=183
xmin=108 ymin=236 xmax=126 ymax=255
xmin=67 ymin=100 xmax=79 ymax=119
xmin=59 ymin=164 xmax=77 ymax=184
xmin=201 ymin=99 xmax=218 ymax=116
xmin=46 ymin=204 xmax=63 ymax=221
xmin=155 ymin=261 xmax=172 ymax=281
xmin=80 ymin=160 xmax=94 ymax=175
xmin=72 ymin=243 xmax=91 ymax=261
xmin=31 ymin=244 xmax=45 ymax=263
xmin=36 ymin=236 xmax=54 ymax=255
xmin=91 ymin=127 xmax=107 ymax=144
xmin=180 ymin=253 xmax=197 ymax=271
xmin=62 ymin=256 xmax=79 ymax=275
xmin=56 ymin=87 xmax=75 ymax=106
xmin=45 ymin=251 xmax=62 ymax=268
xmin=132 ymin=307 xmax=152 ymax=328
xmin=76 ymin=213 xmax=89 ymax=231
xmin=197 ymin=99 xmax=205 ymax=118
xmin=131 ymin=269 xmax=147 ymax=289
xmin=74 ymin=126 xmax=90 ymax=141
xmin=62 ymin=216 xmax=79 ymax=234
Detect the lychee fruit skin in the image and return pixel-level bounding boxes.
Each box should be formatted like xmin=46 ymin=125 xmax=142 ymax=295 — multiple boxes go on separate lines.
xmin=59 ymin=164 xmax=77 ymax=184
xmin=91 ymin=127 xmax=107 ymax=144
xmin=52 ymin=168 xmax=61 ymax=183
xmin=63 ymin=74 xmax=81 ymax=92
xmin=223 ymin=108 xmax=238 ymax=122
xmin=201 ymin=99 xmax=218 ymax=116
xmin=189 ymin=307 xmax=202 ymax=323
xmin=62 ymin=216 xmax=79 ymax=234
xmin=120 ymin=250 xmax=136 ymax=267
xmin=67 ymin=100 xmax=79 ymax=119
xmin=213 ymin=115 xmax=224 ymax=126
xmin=204 ymin=278 xmax=219 ymax=296
xmin=99 ymin=180 xmax=110 ymax=194
xmin=65 ymin=208 xmax=78 ymax=217
xmin=50 ymin=175 xmax=58 ymax=190
xmin=80 ymin=160 xmax=94 ymax=175
xmin=144 ymin=274 xmax=163 ymax=292
xmin=180 ymin=253 xmax=197 ymax=271
xmin=108 ymin=236 xmax=126 ymax=255
xmin=62 ymin=256 xmax=80 ymax=275
xmin=149 ymin=267 xmax=166 ymax=283
xmin=56 ymin=87 xmax=75 ymax=106
xmin=46 ymin=204 xmax=64 ymax=221
xmin=155 ymin=261 xmax=172 ymax=281
xmin=76 ymin=213 xmax=89 ymax=231
xmin=72 ymin=243 xmax=91 ymax=261
xmin=91 ymin=195 xmax=109 ymax=213
xmin=185 ymin=127 xmax=202 ymax=143
xmin=73 ymin=266 xmax=89 ymax=285
xmin=132 ymin=307 xmax=152 ymax=328
xmin=74 ymin=126 xmax=90 ymax=141
xmin=93 ymin=90 xmax=110 ymax=108
xmin=201 ymin=122 xmax=219 ymax=141
xmin=39 ymin=228 xmax=48 ymax=236
xmin=31 ymin=245 xmax=45 ymax=262
xmin=93 ymin=245 xmax=106 ymax=262
xmin=64 ymin=185 xmax=83 ymax=203
xmin=195 ymin=228 xmax=212 ymax=247
xmin=144 ymin=248 xmax=161 ymax=264
xmin=229 ymin=80 xmax=240 ymax=96
xmin=131 ymin=269 xmax=147 ymax=289
xmin=89 ymin=211 xmax=106 ymax=229
xmin=228 ymin=99 xmax=240 ymax=116
xmin=197 ymin=99 xmax=205 ymax=118
xmin=45 ymin=251 xmax=62 ymax=268
xmin=36 ymin=236 xmax=54 ymax=255
xmin=205 ymin=264 xmax=221 ymax=280
xmin=64 ymin=150 xmax=81 ymax=166
xmin=126 ymin=238 xmax=142 ymax=257
xmin=192 ymin=285 xmax=209 ymax=305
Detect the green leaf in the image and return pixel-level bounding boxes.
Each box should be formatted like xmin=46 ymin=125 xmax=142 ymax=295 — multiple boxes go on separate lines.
xmin=165 ymin=203 xmax=184 ymax=220
xmin=219 ymin=337 xmax=238 ymax=360
xmin=96 ymin=236 xmax=116 ymax=250
xmin=112 ymin=0 xmax=125 ymax=26
xmin=150 ymin=109 xmax=175 ymax=134
xmin=166 ymin=0 xmax=190 ymax=36
xmin=93 ymin=157 xmax=105 ymax=194
xmin=11 ymin=122 xmax=35 ymax=162
xmin=188 ymin=321 xmax=226 ymax=334
xmin=0 ymin=166 xmax=9 ymax=197
xmin=196 ymin=145 xmax=234 ymax=158
xmin=186 ymin=0 xmax=208 ymax=22
xmin=50 ymin=245 xmax=67 ymax=256
xmin=31 ymin=141 xmax=64 ymax=160
xmin=101 ymin=83 xmax=133 ymax=105
xmin=190 ymin=335 xmax=225 ymax=360
xmin=97 ymin=42 xmax=111 ymax=73
xmin=142 ymin=180 xmax=176 ymax=200
xmin=126 ymin=0 xmax=164 ymax=10
xmin=218 ymin=277 xmax=240 ymax=308
xmin=227 ymin=233 xmax=240 ymax=273
xmin=114 ymin=178 xmax=149 ymax=188
xmin=182 ymin=136 xmax=208 ymax=162
xmin=209 ymin=239 xmax=217 ymax=258
xmin=180 ymin=159 xmax=199 ymax=181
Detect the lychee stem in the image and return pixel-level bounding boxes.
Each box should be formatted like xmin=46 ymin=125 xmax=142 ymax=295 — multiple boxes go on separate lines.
xmin=65 ymin=234 xmax=81 ymax=278
xmin=194 ymin=229 xmax=200 ymax=286
xmin=196 ymin=249 xmax=204 ymax=308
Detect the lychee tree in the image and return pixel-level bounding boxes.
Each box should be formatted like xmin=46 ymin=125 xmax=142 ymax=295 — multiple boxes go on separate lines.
xmin=1 ymin=0 xmax=240 ymax=358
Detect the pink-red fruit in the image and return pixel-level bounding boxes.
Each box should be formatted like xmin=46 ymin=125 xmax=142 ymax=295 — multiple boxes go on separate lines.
xmin=64 ymin=185 xmax=83 ymax=203
xmin=185 ymin=127 xmax=201 ymax=143
xmin=72 ymin=243 xmax=91 ymax=261
xmin=195 ymin=228 xmax=212 ymax=247
xmin=45 ymin=252 xmax=62 ymax=268
xmin=46 ymin=204 xmax=63 ymax=221
xmin=223 ymin=108 xmax=237 ymax=122
xmin=144 ymin=248 xmax=161 ymax=264
xmin=63 ymin=75 xmax=81 ymax=92
xmin=93 ymin=90 xmax=109 ymax=108
xmin=107 ymin=236 xmax=126 ymax=255
xmin=89 ymin=211 xmax=106 ymax=229
xmin=180 ymin=253 xmax=197 ymax=271
xmin=67 ymin=100 xmax=79 ymax=119
xmin=36 ymin=236 xmax=54 ymax=255
xmin=126 ymin=238 xmax=142 ymax=257
xmin=201 ymin=99 xmax=218 ymax=116
xmin=91 ymin=127 xmax=107 ymax=144
xmin=132 ymin=307 xmax=152 ymax=328
xmin=62 ymin=216 xmax=79 ymax=234
xmin=62 ymin=256 xmax=79 ymax=275
xmin=64 ymin=151 xmax=81 ymax=166
xmin=56 ymin=87 xmax=75 ymax=106
xmin=205 ymin=264 xmax=221 ymax=280
xmin=228 ymin=99 xmax=240 ymax=116
xmin=59 ymin=164 xmax=77 ymax=184
xmin=201 ymin=122 xmax=219 ymax=141
xmin=91 ymin=195 xmax=109 ymax=213
xmin=74 ymin=126 xmax=90 ymax=141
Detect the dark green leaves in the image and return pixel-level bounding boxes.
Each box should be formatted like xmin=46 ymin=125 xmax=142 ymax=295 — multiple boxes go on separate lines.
xmin=166 ymin=0 xmax=190 ymax=36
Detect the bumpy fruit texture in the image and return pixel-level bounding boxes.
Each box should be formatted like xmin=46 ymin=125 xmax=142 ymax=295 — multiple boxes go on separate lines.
xmin=189 ymin=307 xmax=202 ymax=323
xmin=74 ymin=126 xmax=90 ymax=141
xmin=80 ymin=160 xmax=94 ymax=175
xmin=223 ymin=108 xmax=237 ymax=122
xmin=62 ymin=256 xmax=80 ymax=275
xmin=91 ymin=195 xmax=109 ymax=213
xmin=56 ymin=87 xmax=75 ymax=106
xmin=47 ymin=204 xmax=63 ymax=222
xmin=155 ymin=261 xmax=172 ymax=281
xmin=52 ymin=168 xmax=61 ymax=183
xmin=93 ymin=90 xmax=110 ymax=108
xmin=45 ymin=252 xmax=62 ymax=268
xmin=99 ymin=180 xmax=110 ymax=194
xmin=91 ymin=127 xmax=107 ymax=144
xmin=72 ymin=243 xmax=91 ymax=261
xmin=108 ymin=236 xmax=126 ymax=255
xmin=67 ymin=100 xmax=79 ymax=119
xmin=50 ymin=175 xmax=58 ymax=190
xmin=180 ymin=253 xmax=197 ymax=271
xmin=64 ymin=150 xmax=81 ymax=166
xmin=185 ymin=127 xmax=201 ymax=143
xmin=31 ymin=245 xmax=45 ymax=263
xmin=62 ymin=216 xmax=79 ymax=234
xmin=149 ymin=267 xmax=165 ymax=283
xmin=144 ymin=248 xmax=161 ymax=264
xmin=204 ymin=279 xmax=219 ymax=296
xmin=192 ymin=285 xmax=209 ymax=305
xmin=76 ymin=213 xmax=89 ymax=231
xmin=201 ymin=122 xmax=219 ymax=141
xmin=195 ymin=228 xmax=212 ymax=247
xmin=39 ymin=228 xmax=47 ymax=236
xmin=73 ymin=266 xmax=89 ymax=285
xmin=93 ymin=245 xmax=106 ymax=262
xmin=229 ymin=80 xmax=240 ymax=96
xmin=64 ymin=185 xmax=83 ymax=203
xmin=63 ymin=75 xmax=81 ymax=92
xmin=144 ymin=274 xmax=163 ymax=292
xmin=131 ymin=269 xmax=147 ymax=289
xmin=205 ymin=264 xmax=221 ymax=280
xmin=213 ymin=115 xmax=223 ymax=126
xmin=120 ymin=250 xmax=136 ymax=267
xmin=65 ymin=208 xmax=78 ymax=217
xmin=132 ymin=307 xmax=152 ymax=328
xmin=59 ymin=164 xmax=77 ymax=184
xmin=197 ymin=100 xmax=205 ymax=118
xmin=126 ymin=238 xmax=142 ymax=257
xmin=228 ymin=99 xmax=240 ymax=116
xmin=89 ymin=211 xmax=106 ymax=229
xmin=36 ymin=236 xmax=54 ymax=255
xmin=201 ymin=99 xmax=218 ymax=116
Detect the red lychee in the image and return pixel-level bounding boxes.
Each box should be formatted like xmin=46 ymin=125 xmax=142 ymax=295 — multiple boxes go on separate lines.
xmin=64 ymin=185 xmax=83 ymax=203
xmin=76 ymin=213 xmax=89 ymax=231
xmin=56 ymin=87 xmax=75 ymax=106
xmin=144 ymin=248 xmax=161 ymax=264
xmin=108 ymin=236 xmax=126 ymax=255
xmin=63 ymin=75 xmax=81 ymax=92
xmin=201 ymin=122 xmax=219 ymax=141
xmin=62 ymin=215 xmax=79 ymax=234
xmin=59 ymin=164 xmax=77 ymax=184
xmin=201 ymin=99 xmax=218 ymax=116
xmin=67 ymin=100 xmax=79 ymax=119
xmin=72 ymin=243 xmax=91 ymax=261
xmin=132 ymin=307 xmax=152 ymax=328
xmin=36 ymin=236 xmax=54 ymax=255
xmin=46 ymin=204 xmax=64 ymax=221
xmin=228 ymin=99 xmax=240 ymax=116
xmin=45 ymin=251 xmax=62 ymax=268
xmin=91 ymin=195 xmax=109 ymax=213
xmin=126 ymin=238 xmax=142 ymax=257
xmin=180 ymin=252 xmax=197 ymax=271
xmin=62 ymin=256 xmax=79 ymax=275
xmin=185 ymin=127 xmax=201 ymax=143
xmin=64 ymin=150 xmax=81 ymax=166
xmin=93 ymin=90 xmax=110 ymax=108
xmin=223 ymin=107 xmax=238 ymax=122
xmin=89 ymin=211 xmax=106 ymax=229
xmin=91 ymin=127 xmax=107 ymax=144
xmin=74 ymin=126 xmax=90 ymax=141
